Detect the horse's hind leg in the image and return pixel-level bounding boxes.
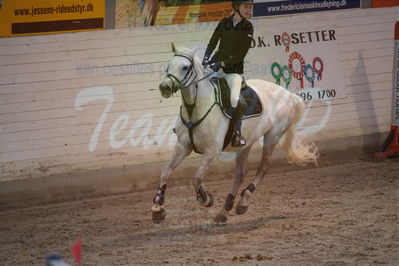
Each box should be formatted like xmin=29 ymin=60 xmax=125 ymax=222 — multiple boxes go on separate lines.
xmin=214 ymin=146 xmax=251 ymax=223
xmin=236 ymin=137 xmax=277 ymax=215
xmin=152 ymin=143 xmax=192 ymax=223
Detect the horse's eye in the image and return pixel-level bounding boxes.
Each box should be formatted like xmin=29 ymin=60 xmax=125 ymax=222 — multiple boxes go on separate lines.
xmin=182 ymin=66 xmax=188 ymax=71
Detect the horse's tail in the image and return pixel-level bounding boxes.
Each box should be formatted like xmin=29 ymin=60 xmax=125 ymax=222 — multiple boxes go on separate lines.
xmin=280 ymin=95 xmax=319 ymax=166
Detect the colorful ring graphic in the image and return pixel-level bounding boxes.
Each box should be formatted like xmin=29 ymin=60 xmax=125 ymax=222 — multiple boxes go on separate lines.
xmin=282 ymin=32 xmax=291 ymax=53
xmin=304 ymin=64 xmax=315 ymax=88
xmin=281 ymin=65 xmax=292 ymax=89
xmin=288 ymin=51 xmax=305 ymax=89
xmin=313 ymin=57 xmax=324 ymax=80
xmin=271 ymin=62 xmax=283 ymax=85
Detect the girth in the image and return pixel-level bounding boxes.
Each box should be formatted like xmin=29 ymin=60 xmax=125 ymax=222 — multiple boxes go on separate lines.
xmin=180 ymin=102 xmax=219 ymax=154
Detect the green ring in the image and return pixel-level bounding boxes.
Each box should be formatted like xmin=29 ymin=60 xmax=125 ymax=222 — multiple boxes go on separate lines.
xmin=271 ymin=62 xmax=283 ymax=85
xmin=281 ymin=65 xmax=292 ymax=88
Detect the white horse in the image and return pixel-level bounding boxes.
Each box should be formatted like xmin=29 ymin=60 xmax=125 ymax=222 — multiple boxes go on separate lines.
xmin=152 ymin=43 xmax=319 ymax=223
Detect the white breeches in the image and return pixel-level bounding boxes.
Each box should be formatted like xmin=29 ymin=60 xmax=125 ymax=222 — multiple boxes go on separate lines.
xmin=223 ymin=73 xmax=243 ymax=108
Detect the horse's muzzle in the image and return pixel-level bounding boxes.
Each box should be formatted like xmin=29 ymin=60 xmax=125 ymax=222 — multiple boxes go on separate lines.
xmin=159 ymin=80 xmax=173 ymax=98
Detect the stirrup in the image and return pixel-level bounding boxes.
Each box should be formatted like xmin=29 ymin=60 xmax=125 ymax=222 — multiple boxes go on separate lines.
xmin=232 ymin=131 xmax=246 ymax=146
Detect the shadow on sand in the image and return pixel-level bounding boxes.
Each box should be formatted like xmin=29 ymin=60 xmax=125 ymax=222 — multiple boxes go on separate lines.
xmin=101 ymin=215 xmax=290 ymax=248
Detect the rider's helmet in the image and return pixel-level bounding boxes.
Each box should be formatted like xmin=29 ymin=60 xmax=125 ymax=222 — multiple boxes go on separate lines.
xmin=232 ymin=0 xmax=254 ymax=13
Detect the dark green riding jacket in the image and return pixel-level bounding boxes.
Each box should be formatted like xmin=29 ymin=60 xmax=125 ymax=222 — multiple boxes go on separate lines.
xmin=206 ymin=15 xmax=254 ymax=74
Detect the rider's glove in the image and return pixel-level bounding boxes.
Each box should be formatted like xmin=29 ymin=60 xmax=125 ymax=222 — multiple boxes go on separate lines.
xmin=210 ymin=61 xmax=221 ymax=72
xmin=202 ymin=57 xmax=210 ymax=67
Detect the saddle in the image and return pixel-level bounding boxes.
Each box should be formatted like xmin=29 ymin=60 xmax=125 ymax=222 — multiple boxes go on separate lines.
xmin=210 ymin=77 xmax=263 ymax=149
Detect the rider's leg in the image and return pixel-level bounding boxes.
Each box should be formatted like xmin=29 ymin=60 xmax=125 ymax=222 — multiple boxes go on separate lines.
xmin=224 ymin=74 xmax=242 ymax=108
xmin=232 ymin=99 xmax=247 ymax=146
xmin=233 ymin=99 xmax=247 ymax=132
xmin=225 ymin=74 xmax=247 ymax=146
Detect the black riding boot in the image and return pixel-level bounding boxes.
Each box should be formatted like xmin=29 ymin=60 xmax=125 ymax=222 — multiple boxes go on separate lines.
xmin=231 ymin=100 xmax=247 ymax=147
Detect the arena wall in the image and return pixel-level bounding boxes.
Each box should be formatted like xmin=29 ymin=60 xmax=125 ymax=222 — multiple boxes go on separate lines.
xmin=0 ymin=7 xmax=397 ymax=207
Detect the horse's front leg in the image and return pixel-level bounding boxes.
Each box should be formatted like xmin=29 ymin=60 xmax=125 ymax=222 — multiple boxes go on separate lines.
xmin=192 ymin=147 xmax=219 ymax=208
xmin=152 ymin=143 xmax=192 ymax=223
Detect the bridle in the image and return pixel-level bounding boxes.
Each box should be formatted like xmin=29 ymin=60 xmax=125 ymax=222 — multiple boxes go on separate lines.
xmin=165 ymin=53 xmax=216 ymax=110
xmin=165 ymin=53 xmax=213 ymax=92
xmin=165 ymin=53 xmax=220 ymax=154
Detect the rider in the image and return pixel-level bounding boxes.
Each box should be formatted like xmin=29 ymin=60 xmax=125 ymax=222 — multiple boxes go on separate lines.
xmin=202 ymin=0 xmax=254 ymax=146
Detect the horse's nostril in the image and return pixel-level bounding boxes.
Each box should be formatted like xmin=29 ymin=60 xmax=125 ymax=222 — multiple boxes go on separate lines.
xmin=159 ymin=83 xmax=172 ymax=97
xmin=159 ymin=83 xmax=169 ymax=91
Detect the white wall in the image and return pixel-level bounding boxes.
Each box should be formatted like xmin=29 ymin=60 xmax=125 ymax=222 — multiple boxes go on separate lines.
xmin=0 ymin=7 xmax=397 ymax=182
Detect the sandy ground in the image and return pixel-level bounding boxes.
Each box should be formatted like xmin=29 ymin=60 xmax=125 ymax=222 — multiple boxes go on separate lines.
xmin=1 ymin=158 xmax=398 ymax=265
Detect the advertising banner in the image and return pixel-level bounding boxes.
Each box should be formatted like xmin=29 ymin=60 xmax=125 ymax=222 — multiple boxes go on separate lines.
xmin=248 ymin=26 xmax=345 ymax=102
xmin=0 ymin=0 xmax=105 ymax=36
xmin=372 ymin=0 xmax=399 ymax=8
xmin=253 ymin=0 xmax=361 ymax=17
xmin=115 ymin=0 xmax=231 ymax=28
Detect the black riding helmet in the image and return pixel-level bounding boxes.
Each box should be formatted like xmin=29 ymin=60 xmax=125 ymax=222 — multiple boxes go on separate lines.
xmin=232 ymin=0 xmax=254 ymax=18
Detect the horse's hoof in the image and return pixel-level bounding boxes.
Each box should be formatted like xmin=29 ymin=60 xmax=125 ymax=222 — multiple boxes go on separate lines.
xmin=235 ymin=205 xmax=248 ymax=215
xmin=205 ymin=192 xmax=214 ymax=207
xmin=199 ymin=192 xmax=214 ymax=208
xmin=214 ymin=213 xmax=227 ymax=223
xmin=152 ymin=208 xmax=166 ymax=223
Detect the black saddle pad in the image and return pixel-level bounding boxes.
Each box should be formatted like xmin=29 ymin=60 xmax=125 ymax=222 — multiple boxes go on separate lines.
xmin=210 ymin=77 xmax=263 ymax=119
xmin=210 ymin=77 xmax=263 ymax=150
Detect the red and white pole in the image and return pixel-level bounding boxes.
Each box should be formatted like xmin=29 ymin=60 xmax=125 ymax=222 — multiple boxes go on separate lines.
xmin=376 ymin=21 xmax=399 ymax=158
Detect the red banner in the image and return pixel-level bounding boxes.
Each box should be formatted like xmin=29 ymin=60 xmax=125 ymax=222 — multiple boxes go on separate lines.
xmin=396 ymin=21 xmax=399 ymax=41
xmin=372 ymin=0 xmax=399 ymax=8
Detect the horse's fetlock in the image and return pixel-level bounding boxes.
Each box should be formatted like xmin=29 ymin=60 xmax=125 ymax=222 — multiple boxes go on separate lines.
xmin=191 ymin=177 xmax=201 ymax=189
xmin=240 ymin=183 xmax=255 ymax=198
xmin=242 ymin=189 xmax=251 ymax=200
xmin=153 ymin=184 xmax=167 ymax=205
xmin=225 ymin=193 xmax=235 ymax=211
xmin=153 ymin=195 xmax=160 ymax=205
xmin=196 ymin=185 xmax=207 ymax=202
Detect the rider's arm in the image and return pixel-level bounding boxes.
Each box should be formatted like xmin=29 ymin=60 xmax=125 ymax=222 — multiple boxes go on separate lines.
xmin=223 ymin=23 xmax=253 ymax=65
xmin=204 ymin=19 xmax=224 ymax=59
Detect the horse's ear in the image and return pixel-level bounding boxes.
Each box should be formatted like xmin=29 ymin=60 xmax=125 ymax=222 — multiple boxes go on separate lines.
xmin=171 ymin=42 xmax=176 ymax=54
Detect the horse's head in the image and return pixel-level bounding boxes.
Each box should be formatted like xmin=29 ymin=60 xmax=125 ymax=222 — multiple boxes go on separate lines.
xmin=159 ymin=43 xmax=201 ymax=98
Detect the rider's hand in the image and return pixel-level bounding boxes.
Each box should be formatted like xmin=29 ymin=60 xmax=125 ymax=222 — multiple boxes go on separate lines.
xmin=210 ymin=61 xmax=221 ymax=72
xmin=202 ymin=57 xmax=210 ymax=67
